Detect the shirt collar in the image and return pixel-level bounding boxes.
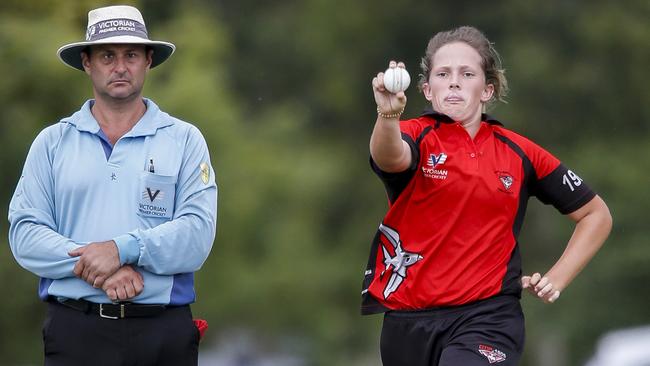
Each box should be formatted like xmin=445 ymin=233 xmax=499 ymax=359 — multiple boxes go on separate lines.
xmin=62 ymin=98 xmax=173 ymax=137
xmin=420 ymin=107 xmax=504 ymax=126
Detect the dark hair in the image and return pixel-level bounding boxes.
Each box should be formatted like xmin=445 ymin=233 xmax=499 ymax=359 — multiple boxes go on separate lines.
xmin=418 ymin=26 xmax=508 ymax=106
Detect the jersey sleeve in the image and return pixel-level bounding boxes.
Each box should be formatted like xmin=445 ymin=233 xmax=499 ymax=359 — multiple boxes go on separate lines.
xmin=526 ymin=139 xmax=596 ymax=214
xmin=370 ymin=119 xmax=424 ymax=204
xmin=533 ymin=163 xmax=596 ymax=214
xmin=8 ymin=125 xmax=81 ymax=279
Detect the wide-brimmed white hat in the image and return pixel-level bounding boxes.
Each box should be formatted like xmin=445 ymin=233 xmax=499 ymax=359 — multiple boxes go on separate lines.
xmin=57 ymin=5 xmax=175 ymax=71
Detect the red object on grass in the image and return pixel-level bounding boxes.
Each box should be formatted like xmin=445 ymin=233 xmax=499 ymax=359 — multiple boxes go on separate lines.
xmin=193 ymin=319 xmax=208 ymax=340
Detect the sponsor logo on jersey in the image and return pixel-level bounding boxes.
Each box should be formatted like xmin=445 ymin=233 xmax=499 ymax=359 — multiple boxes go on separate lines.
xmin=423 ymin=152 xmax=449 ymax=180
xmin=427 ymin=153 xmax=447 ymax=167
xmin=478 ymin=344 xmax=507 ymax=364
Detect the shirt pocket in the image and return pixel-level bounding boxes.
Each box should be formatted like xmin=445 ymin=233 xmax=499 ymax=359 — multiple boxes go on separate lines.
xmin=137 ymin=172 xmax=177 ymax=220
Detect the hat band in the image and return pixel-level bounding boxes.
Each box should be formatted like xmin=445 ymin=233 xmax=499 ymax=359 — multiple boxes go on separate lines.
xmin=85 ymin=18 xmax=148 ymax=42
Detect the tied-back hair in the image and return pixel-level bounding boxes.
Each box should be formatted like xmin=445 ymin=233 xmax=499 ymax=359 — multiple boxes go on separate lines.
xmin=418 ymin=26 xmax=508 ymax=108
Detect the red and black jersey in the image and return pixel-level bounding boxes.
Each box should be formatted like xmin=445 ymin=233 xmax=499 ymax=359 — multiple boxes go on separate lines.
xmin=361 ymin=110 xmax=595 ymax=315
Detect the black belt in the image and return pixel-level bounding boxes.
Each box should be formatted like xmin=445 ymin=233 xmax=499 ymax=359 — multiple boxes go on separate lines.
xmin=55 ymin=298 xmax=167 ymax=319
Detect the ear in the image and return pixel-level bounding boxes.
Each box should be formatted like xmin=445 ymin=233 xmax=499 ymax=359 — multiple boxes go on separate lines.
xmin=422 ymin=82 xmax=433 ymax=101
xmin=481 ymin=84 xmax=495 ymax=103
xmin=81 ymin=51 xmax=92 ymax=75
xmin=146 ymin=48 xmax=154 ymax=69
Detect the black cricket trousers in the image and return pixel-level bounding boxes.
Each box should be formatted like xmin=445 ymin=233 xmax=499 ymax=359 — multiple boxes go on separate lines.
xmin=380 ymin=295 xmax=525 ymax=366
xmin=43 ymin=300 xmax=200 ymax=366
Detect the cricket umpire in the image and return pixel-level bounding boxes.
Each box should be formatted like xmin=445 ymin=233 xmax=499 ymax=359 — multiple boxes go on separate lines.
xmin=8 ymin=5 xmax=217 ymax=366
xmin=362 ymin=26 xmax=612 ymax=365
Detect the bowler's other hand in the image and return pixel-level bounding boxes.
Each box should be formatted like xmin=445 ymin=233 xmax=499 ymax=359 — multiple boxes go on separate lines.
xmin=102 ymin=265 xmax=144 ymax=302
xmin=373 ymin=60 xmax=407 ymax=116
xmin=522 ymin=272 xmax=561 ymax=303
xmin=69 ymin=240 xmax=120 ymax=288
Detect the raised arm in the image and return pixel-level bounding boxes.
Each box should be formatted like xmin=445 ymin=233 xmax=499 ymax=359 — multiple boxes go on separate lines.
xmin=370 ymin=61 xmax=411 ymax=173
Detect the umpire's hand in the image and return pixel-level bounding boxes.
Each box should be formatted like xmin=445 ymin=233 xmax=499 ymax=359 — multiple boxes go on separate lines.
xmin=69 ymin=241 xmax=121 ymax=288
xmin=102 ymin=265 xmax=144 ymax=301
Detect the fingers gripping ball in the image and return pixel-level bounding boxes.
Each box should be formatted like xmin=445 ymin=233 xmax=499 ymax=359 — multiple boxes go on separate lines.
xmin=383 ymin=67 xmax=411 ymax=94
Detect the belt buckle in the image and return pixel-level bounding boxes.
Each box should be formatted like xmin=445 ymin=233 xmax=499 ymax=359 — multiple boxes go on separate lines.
xmin=99 ymin=304 xmax=125 ymax=319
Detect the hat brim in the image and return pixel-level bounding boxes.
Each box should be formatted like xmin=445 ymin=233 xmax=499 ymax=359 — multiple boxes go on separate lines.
xmin=57 ymin=36 xmax=175 ymax=71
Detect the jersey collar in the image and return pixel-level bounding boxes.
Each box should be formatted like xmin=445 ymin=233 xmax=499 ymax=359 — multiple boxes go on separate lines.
xmin=62 ymin=98 xmax=173 ymax=137
xmin=420 ymin=107 xmax=504 ymax=127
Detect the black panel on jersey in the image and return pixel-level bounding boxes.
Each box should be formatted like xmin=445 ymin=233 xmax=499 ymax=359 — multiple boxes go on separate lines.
xmin=361 ymin=231 xmax=390 ymax=315
xmin=493 ymin=132 xmax=536 ymax=297
xmin=493 ymin=133 xmax=535 ymax=239
xmin=500 ymin=242 xmax=524 ymax=299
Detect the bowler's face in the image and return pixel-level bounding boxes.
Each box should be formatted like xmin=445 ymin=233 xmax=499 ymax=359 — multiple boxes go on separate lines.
xmin=82 ymin=44 xmax=152 ymax=102
xmin=422 ymin=42 xmax=494 ymax=124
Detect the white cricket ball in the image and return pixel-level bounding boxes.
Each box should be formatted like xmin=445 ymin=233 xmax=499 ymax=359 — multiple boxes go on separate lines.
xmin=383 ymin=67 xmax=411 ymax=94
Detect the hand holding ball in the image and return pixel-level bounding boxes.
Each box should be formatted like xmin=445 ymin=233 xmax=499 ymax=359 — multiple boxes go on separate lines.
xmin=383 ymin=66 xmax=410 ymax=94
xmin=373 ymin=61 xmax=409 ymax=118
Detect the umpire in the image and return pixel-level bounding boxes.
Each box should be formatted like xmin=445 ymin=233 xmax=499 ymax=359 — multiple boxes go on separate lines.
xmin=8 ymin=5 xmax=217 ymax=366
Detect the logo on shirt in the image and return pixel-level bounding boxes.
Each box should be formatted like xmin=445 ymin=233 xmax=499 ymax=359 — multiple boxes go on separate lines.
xmin=200 ymin=162 xmax=210 ymax=185
xmin=138 ymin=176 xmax=175 ymax=220
xmin=427 ymin=153 xmax=447 ymax=167
xmin=422 ymin=152 xmax=449 ymax=180
xmin=378 ymin=224 xmax=423 ymax=299
xmin=496 ymin=171 xmax=514 ymax=193
xmin=478 ymin=344 xmax=507 ymax=364
xmin=143 ymin=187 xmax=165 ymax=202
xmin=139 ymin=187 xmax=169 ymax=217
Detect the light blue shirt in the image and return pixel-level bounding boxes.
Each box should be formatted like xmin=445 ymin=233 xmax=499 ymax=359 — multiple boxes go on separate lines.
xmin=8 ymin=99 xmax=217 ymax=305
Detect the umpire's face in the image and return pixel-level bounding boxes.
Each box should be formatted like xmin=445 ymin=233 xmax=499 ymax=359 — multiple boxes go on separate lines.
xmin=81 ymin=44 xmax=153 ymax=103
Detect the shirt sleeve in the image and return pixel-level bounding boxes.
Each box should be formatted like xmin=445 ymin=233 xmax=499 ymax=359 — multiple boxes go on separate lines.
xmin=8 ymin=127 xmax=81 ymax=279
xmin=525 ymin=139 xmax=596 ymax=214
xmin=113 ymin=126 xmax=217 ymax=275
xmin=533 ymin=163 xmax=596 ymax=214
xmin=370 ymin=119 xmax=424 ymax=204
xmin=370 ymin=131 xmax=419 ymax=204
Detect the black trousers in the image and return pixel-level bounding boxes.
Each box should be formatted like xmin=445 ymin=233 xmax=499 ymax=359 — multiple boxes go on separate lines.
xmin=380 ymin=295 xmax=525 ymax=366
xmin=43 ymin=301 xmax=200 ymax=366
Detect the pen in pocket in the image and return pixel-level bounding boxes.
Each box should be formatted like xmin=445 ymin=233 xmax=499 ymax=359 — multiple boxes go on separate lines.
xmin=148 ymin=158 xmax=155 ymax=173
